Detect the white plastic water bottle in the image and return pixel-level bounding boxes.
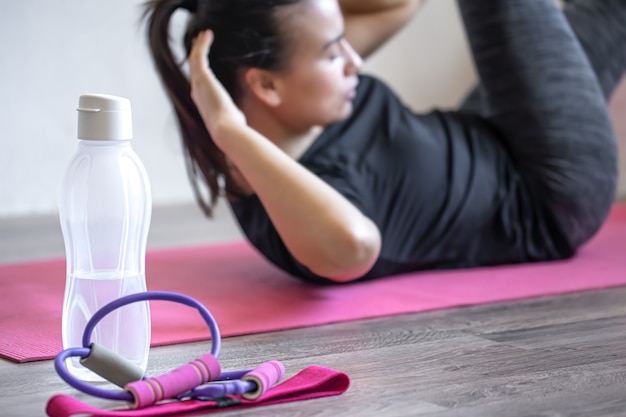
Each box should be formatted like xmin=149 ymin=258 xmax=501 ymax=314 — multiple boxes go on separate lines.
xmin=59 ymin=94 xmax=151 ymax=381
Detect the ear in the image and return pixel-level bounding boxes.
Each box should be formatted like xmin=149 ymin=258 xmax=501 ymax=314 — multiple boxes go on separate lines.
xmin=243 ymin=68 xmax=283 ymax=107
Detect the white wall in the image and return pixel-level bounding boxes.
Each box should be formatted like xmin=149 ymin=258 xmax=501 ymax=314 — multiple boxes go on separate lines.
xmin=1 ymin=0 xmax=189 ymax=218
xmin=1 ymin=0 xmax=624 ymax=218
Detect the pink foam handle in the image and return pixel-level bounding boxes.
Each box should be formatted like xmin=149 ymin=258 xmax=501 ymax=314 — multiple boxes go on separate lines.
xmin=241 ymin=360 xmax=285 ymax=400
xmin=125 ymin=354 xmax=221 ymax=409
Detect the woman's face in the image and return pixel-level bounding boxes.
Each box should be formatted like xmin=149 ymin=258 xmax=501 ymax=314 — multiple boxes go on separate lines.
xmin=271 ymin=0 xmax=363 ymax=129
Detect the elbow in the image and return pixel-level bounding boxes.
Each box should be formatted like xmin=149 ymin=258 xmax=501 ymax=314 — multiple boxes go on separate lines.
xmin=307 ymin=223 xmax=382 ymax=283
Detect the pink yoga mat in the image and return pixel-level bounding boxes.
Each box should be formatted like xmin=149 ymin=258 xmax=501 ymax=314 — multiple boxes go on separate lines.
xmin=2 ymin=204 xmax=626 ymax=363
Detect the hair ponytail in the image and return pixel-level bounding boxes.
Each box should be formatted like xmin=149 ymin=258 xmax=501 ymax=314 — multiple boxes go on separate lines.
xmin=143 ymin=0 xmax=231 ymax=218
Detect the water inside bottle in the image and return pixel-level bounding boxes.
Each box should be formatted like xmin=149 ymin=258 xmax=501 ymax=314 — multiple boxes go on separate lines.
xmin=62 ymin=271 xmax=150 ymax=381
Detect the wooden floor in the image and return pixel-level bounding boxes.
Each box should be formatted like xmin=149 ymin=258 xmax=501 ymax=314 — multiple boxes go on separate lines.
xmin=1 ymin=203 xmax=626 ymax=417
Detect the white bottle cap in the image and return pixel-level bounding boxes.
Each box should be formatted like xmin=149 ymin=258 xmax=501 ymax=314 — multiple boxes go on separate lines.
xmin=77 ymin=94 xmax=133 ymax=140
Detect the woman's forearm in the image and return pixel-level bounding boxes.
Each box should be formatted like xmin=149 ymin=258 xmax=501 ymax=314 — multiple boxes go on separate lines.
xmin=340 ymin=0 xmax=423 ymax=14
xmin=215 ymin=122 xmax=381 ymax=281
xmin=340 ymin=0 xmax=426 ymax=59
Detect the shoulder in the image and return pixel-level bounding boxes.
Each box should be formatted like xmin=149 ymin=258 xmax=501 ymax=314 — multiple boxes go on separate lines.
xmin=356 ymin=74 xmax=394 ymax=97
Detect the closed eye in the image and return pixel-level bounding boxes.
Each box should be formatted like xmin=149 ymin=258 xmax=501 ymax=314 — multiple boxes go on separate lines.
xmin=321 ymin=32 xmax=344 ymax=53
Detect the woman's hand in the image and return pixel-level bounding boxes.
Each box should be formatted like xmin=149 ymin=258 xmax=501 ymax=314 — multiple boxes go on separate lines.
xmin=188 ymin=30 xmax=246 ymax=145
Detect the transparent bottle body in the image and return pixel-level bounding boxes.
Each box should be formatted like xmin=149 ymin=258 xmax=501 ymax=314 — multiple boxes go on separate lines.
xmin=59 ymin=140 xmax=151 ymax=381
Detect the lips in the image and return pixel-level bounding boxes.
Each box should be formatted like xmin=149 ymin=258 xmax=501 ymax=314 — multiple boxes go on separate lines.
xmin=346 ymin=79 xmax=359 ymax=99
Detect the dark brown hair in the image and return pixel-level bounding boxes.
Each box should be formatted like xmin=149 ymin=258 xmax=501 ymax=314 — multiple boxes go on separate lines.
xmin=143 ymin=0 xmax=301 ymax=216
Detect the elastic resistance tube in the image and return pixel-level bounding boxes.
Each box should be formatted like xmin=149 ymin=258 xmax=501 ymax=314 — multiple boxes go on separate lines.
xmin=82 ymin=291 xmax=221 ymax=356
xmin=55 ymin=291 xmax=222 ymax=402
xmin=55 ymin=291 xmax=284 ymax=406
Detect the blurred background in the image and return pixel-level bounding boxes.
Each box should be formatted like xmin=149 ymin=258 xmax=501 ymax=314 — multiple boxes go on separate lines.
xmin=1 ymin=0 xmax=624 ymax=222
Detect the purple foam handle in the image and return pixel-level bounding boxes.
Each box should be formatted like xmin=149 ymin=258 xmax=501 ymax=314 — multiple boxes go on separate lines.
xmin=241 ymin=360 xmax=285 ymax=400
xmin=125 ymin=353 xmax=221 ymax=409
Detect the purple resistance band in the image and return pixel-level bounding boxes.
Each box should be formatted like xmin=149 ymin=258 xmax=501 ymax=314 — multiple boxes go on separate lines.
xmin=54 ymin=291 xmax=282 ymax=406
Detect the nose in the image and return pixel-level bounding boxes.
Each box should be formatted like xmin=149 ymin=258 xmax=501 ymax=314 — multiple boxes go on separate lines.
xmin=341 ymin=39 xmax=363 ymax=75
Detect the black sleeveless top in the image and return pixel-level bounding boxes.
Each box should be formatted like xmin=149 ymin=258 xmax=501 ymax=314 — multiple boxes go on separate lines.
xmin=229 ymin=75 xmax=571 ymax=283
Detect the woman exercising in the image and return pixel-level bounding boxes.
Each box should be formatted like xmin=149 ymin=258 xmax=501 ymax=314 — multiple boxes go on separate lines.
xmin=144 ymin=0 xmax=625 ymax=283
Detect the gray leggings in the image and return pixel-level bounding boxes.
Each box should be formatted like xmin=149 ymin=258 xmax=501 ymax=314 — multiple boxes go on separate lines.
xmin=458 ymin=0 xmax=625 ymax=249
